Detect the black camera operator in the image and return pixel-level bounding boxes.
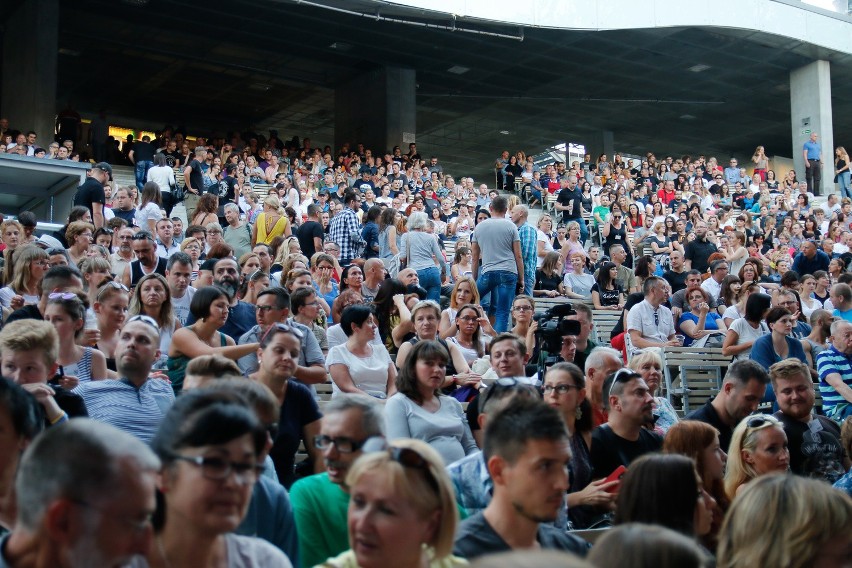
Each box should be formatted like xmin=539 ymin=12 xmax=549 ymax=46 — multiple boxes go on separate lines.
xmin=533 ymin=303 xmax=581 ymax=380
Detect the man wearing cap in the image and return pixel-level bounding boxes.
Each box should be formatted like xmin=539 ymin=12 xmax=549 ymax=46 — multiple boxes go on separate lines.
xmin=72 ymin=162 xmax=112 ymax=229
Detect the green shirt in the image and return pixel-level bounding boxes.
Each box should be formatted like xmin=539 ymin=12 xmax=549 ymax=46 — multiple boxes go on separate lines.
xmin=592 ymin=205 xmax=610 ymax=227
xmin=290 ymin=472 xmax=351 ymax=568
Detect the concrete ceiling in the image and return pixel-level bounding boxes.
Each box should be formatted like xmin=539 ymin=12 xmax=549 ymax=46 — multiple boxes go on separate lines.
xmin=45 ymin=0 xmax=852 ymax=178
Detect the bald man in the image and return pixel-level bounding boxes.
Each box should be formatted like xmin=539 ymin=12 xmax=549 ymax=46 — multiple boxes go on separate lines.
xmin=361 ymin=258 xmax=385 ymax=303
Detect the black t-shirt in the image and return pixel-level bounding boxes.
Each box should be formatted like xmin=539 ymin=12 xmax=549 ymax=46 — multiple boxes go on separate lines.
xmin=557 ymin=187 xmax=582 ymax=222
xmin=774 ymin=412 xmax=845 ymax=483
xmin=590 ymin=424 xmax=663 ymax=478
xmin=131 ymin=141 xmax=155 ymax=162
xmin=163 ymin=150 xmax=182 ymax=168
xmin=535 ymin=269 xmax=562 ymax=292
xmin=685 ymin=400 xmax=733 ymax=452
xmin=591 ymin=283 xmax=622 ymax=307
xmin=210 ymin=176 xmax=237 ymax=216
xmin=296 ymin=220 xmax=324 ymax=258
xmin=112 ymin=208 xmax=136 ymax=225
xmin=683 ymin=239 xmax=717 ymax=273
xmin=663 ymin=269 xmax=688 ymax=293
xmin=186 ymin=159 xmax=204 ymax=193
xmin=72 ymin=177 xmax=106 ymax=217
xmin=270 ymin=380 xmax=322 ymax=488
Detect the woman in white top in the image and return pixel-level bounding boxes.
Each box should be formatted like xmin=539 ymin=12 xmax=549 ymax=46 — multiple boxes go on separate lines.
xmin=723 ymin=231 xmax=749 ymax=276
xmin=450 ymin=203 xmax=474 ymax=241
xmin=446 ymin=304 xmax=490 ymax=365
xmin=722 ymin=281 xmax=761 ymax=327
xmin=563 ymin=250 xmax=595 ymax=299
xmin=798 ymin=274 xmax=823 ymax=320
xmin=146 ymin=153 xmax=176 ymax=216
xmin=722 ymin=293 xmax=771 ymax=361
xmin=397 ymin=301 xmax=472 ymax=386
xmin=439 ymin=276 xmax=480 ymax=339
xmin=326 ymin=305 xmax=396 ymax=399
xmin=0 ymin=244 xmax=47 ymax=309
xmin=536 ymin=214 xmax=556 ymax=268
xmin=134 ymin=182 xmax=163 ymax=233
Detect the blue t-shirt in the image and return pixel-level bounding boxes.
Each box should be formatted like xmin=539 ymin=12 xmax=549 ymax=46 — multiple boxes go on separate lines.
xmin=804 ymin=139 xmax=822 ymax=160
xmin=677 ymin=312 xmax=723 ymax=347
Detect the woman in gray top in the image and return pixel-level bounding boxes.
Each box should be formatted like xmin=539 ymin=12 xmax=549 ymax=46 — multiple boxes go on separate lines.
xmin=403 ymin=211 xmax=445 ymax=302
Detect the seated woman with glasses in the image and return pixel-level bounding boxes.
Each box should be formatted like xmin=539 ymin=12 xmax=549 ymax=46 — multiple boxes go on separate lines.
xmin=167 ymin=286 xmax=260 ymax=396
xmin=319 ymin=438 xmax=464 ymax=568
xmin=327 ymin=305 xmax=396 ymax=400
xmin=385 ymin=340 xmax=477 ymax=465
xmin=678 ymin=286 xmax=728 ymax=348
xmin=724 ymin=414 xmax=789 ymax=499
xmin=0 ymin=244 xmax=48 ymax=310
xmin=130 ymin=389 xmax=293 ymax=567
xmin=44 ymin=292 xmax=108 ymax=388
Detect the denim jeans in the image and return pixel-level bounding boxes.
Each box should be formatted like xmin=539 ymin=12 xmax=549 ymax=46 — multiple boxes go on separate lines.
xmin=417 ymin=266 xmax=442 ymax=303
xmin=476 ymin=270 xmax=518 ymax=332
xmin=135 ymin=160 xmax=153 ymax=190
xmin=838 ymin=171 xmax=852 ymax=200
xmin=524 ymin=271 xmax=535 ymax=297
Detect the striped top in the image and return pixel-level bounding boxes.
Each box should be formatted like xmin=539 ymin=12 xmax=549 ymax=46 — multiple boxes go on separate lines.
xmin=816 ymin=345 xmax=852 ymax=418
xmin=76 ymin=378 xmax=175 ymax=443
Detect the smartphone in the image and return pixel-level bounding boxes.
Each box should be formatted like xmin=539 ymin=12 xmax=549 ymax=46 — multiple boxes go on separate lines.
xmin=604 ymin=465 xmax=627 ymax=493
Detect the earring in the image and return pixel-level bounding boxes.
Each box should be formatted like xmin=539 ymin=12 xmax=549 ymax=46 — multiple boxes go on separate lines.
xmin=575 ymin=406 xmax=583 ymax=421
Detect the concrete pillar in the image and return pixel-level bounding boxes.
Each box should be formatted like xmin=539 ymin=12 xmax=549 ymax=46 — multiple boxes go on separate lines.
xmin=790 ymin=60 xmax=834 ymax=196
xmin=335 ymin=66 xmax=416 ymax=155
xmin=1 ymin=0 xmax=59 ymax=150
xmin=586 ymin=130 xmax=615 ymax=164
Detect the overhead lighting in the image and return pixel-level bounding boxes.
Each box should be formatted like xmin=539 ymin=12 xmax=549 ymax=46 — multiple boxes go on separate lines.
xmin=250 ymin=83 xmax=271 ymax=91
xmin=679 ymin=114 xmax=696 ymax=120
xmin=329 ymin=42 xmax=352 ymax=52
xmin=688 ymin=64 xmax=711 ymax=73
xmin=448 ymin=66 xmax=470 ymax=75
xmin=499 ymin=130 xmax=511 ymax=135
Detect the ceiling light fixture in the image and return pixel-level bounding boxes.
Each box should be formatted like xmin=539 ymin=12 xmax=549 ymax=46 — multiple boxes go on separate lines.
xmin=448 ymin=65 xmax=470 ymax=75
xmin=499 ymin=130 xmax=511 ymax=135
xmin=688 ymin=64 xmax=711 ymax=73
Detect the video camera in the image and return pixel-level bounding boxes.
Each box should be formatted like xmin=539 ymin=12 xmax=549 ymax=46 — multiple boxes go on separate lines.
xmin=533 ymin=303 xmax=581 ymax=377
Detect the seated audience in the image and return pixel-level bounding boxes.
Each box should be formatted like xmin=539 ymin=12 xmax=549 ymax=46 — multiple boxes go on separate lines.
xmin=723 ymin=413 xmax=790 ymax=499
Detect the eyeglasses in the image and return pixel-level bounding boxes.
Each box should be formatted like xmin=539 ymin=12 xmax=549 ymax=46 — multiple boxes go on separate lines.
xmin=96 ymin=281 xmax=129 ymax=302
xmin=361 ymin=437 xmax=439 ymax=492
xmin=314 ymin=435 xmax=367 ymax=453
xmin=608 ymin=368 xmax=642 ymax=397
xmin=458 ymin=316 xmax=479 ymax=322
xmin=746 ymin=414 xmax=781 ymax=429
xmin=543 ymin=384 xmax=582 ymax=395
xmin=172 ymin=455 xmax=264 ymax=483
xmin=127 ymin=314 xmax=158 ymax=330
xmin=48 ymin=292 xmax=77 ymax=301
xmin=513 ymin=305 xmax=533 ymax=312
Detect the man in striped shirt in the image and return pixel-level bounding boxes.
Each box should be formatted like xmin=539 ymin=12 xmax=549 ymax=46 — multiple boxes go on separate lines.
xmin=76 ymin=315 xmax=174 ymax=443
xmin=816 ymin=320 xmax=852 ymax=420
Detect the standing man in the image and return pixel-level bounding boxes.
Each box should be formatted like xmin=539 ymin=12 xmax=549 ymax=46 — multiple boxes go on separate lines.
xmin=72 ymin=162 xmax=112 ymax=229
xmin=511 ymin=204 xmax=538 ymax=297
xmin=770 ymin=359 xmax=846 ymax=482
xmin=122 ymin=230 xmax=167 ymax=289
xmin=165 ymin=252 xmax=195 ymax=326
xmin=803 ymin=131 xmax=823 ymax=195
xmin=0 ymin=420 xmax=159 ymax=568
xmin=182 ymin=146 xmax=207 ymax=221
xmin=685 ymin=360 xmax=770 ymax=451
xmin=471 ymin=196 xmax=523 ymax=332
xmin=297 ymin=204 xmax=325 ymax=259
xmin=290 ymin=395 xmax=385 ymax=567
xmin=76 ymin=316 xmax=175 ymax=443
xmin=328 ymin=191 xmax=362 ymax=267
xmin=683 ymin=221 xmax=717 ymax=274
xmin=554 ymin=175 xmax=587 ymax=243
xmin=128 ymin=135 xmax=156 ymax=191
xmin=111 ymin=187 xmax=137 ymax=225
xmin=453 ymin=398 xmax=589 ymax=560
xmin=222 ymin=203 xmax=252 ymax=259
xmin=816 ymin=319 xmax=852 ymax=421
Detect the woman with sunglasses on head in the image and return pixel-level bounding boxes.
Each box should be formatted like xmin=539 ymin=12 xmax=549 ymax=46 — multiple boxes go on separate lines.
xmin=167 ymin=286 xmax=260 ymax=396
xmin=93 ymin=279 xmax=130 ymax=373
xmin=386 ymin=340 xmax=477 ymax=465
xmin=44 ymin=291 xmax=108 ymax=388
xmin=724 ymin=414 xmax=789 ymax=499
xmin=320 ymin=438 xmax=464 ymax=568
xmin=543 ymin=362 xmax=617 ymax=529
xmin=251 ymin=322 xmax=323 ymax=488
xmin=130 ymin=390 xmax=292 ymax=568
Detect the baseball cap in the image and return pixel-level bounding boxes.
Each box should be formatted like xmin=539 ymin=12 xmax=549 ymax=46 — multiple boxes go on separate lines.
xmin=35 ymin=234 xmax=63 ymax=250
xmin=93 ymin=162 xmax=113 ymax=180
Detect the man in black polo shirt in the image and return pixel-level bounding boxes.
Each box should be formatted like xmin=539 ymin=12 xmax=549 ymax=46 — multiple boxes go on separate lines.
xmin=685 ymin=360 xmax=769 ymax=452
xmin=72 ymin=162 xmax=112 ymax=229
xmin=554 ymin=175 xmax=587 ymax=243
xmin=684 ymin=220 xmax=717 ymax=274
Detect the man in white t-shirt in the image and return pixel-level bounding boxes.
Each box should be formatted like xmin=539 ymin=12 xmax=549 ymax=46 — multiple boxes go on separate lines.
xmin=166 ymin=252 xmax=195 ymax=326
xmin=626 ymin=276 xmax=679 ymax=357
xmin=700 ymin=259 xmax=729 ymax=302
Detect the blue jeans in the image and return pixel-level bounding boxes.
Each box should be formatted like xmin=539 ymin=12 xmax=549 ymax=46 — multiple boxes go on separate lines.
xmin=524 ymin=271 xmax=535 ymax=297
xmin=476 ymin=270 xmax=518 ymax=332
xmin=417 ymin=266 xmax=442 ymax=303
xmin=838 ymin=171 xmax=852 ymax=200
xmin=135 ymin=160 xmax=153 ymax=190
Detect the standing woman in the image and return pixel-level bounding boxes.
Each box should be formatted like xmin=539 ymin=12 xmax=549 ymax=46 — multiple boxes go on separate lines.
xmin=129 ymin=273 xmax=180 ymax=369
xmin=601 ymin=210 xmax=631 ymax=267
xmin=378 ymin=207 xmax=399 ymax=266
xmin=835 ymin=146 xmax=851 ymax=200
xmin=403 ymin=212 xmax=444 ymax=303
xmin=139 ymin=391 xmax=293 ymax=568
xmin=543 ymin=362 xmax=616 ymax=529
xmin=167 ymin=286 xmax=259 ymax=395
xmin=93 ymin=280 xmax=129 ymax=372
xmin=536 ymin=214 xmax=556 ymax=267
xmin=146 ymin=153 xmax=176 ymax=216
xmin=751 ymin=146 xmax=768 ymax=180
xmin=134 ymin=182 xmax=163 ymax=234
xmin=385 ymin=340 xmax=477 ymax=465
xmin=44 ymin=292 xmax=108 ymax=386
xmin=722 ymin=292 xmax=771 ymax=361
xmin=326 ymin=304 xmax=397 ymax=399
xmin=191 ymin=194 xmax=219 ymax=229
xmin=252 ymin=194 xmax=291 ymax=246
xmin=591 ymin=261 xmax=624 ymax=310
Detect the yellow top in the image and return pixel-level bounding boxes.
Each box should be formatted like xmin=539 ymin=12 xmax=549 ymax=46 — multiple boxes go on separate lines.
xmin=255 ymin=211 xmax=288 ymax=244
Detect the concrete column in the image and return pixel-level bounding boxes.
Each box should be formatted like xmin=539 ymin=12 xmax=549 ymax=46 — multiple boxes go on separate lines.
xmin=790 ymin=60 xmax=834 ymax=196
xmin=586 ymin=130 xmax=615 ymax=163
xmin=335 ymin=66 xmax=416 ymax=155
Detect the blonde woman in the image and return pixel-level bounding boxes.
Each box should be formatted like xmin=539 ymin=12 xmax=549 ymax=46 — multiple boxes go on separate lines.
xmin=252 ymin=194 xmax=291 ymax=246
xmin=536 ymin=214 xmax=556 ymax=268
xmin=751 ymin=146 xmax=768 ymax=180
xmin=0 ymin=245 xmax=48 ymax=309
xmin=723 ymin=414 xmax=789 ymax=500
xmin=835 ymin=146 xmax=851 ymax=199
xmin=717 ymin=475 xmax=852 ymax=568
xmin=439 ymin=276 xmax=480 ymax=338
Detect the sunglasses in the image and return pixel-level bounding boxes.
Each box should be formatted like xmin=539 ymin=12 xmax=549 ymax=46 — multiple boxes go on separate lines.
xmin=96 ymin=280 xmax=129 ymax=302
xmin=260 ymin=322 xmax=304 ymax=345
xmin=127 ymin=314 xmax=159 ymax=330
xmin=746 ymin=414 xmax=781 ymax=429
xmin=48 ymin=292 xmax=78 ymax=301
xmin=361 ymin=437 xmax=439 ymax=491
xmin=607 ymin=368 xmax=642 ymax=397
xmin=132 ymin=231 xmax=155 ymax=243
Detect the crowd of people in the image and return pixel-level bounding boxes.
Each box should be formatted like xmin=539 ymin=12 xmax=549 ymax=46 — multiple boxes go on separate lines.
xmin=0 ymin=119 xmax=850 ymax=566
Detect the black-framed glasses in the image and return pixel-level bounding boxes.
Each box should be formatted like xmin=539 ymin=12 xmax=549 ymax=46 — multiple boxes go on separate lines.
xmin=542 ymin=384 xmax=582 ymax=395
xmin=607 ymin=368 xmax=642 ymax=397
xmin=314 ymin=435 xmax=367 ymax=454
xmin=96 ymin=280 xmax=129 ymax=302
xmin=127 ymin=314 xmax=158 ymax=330
xmin=361 ymin=437 xmax=439 ymax=492
xmin=172 ymin=455 xmax=264 ymax=483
